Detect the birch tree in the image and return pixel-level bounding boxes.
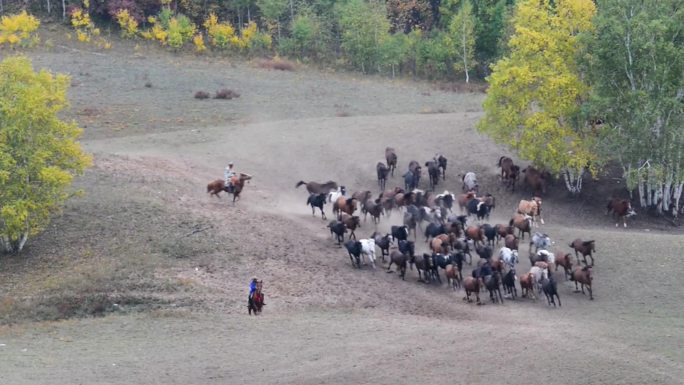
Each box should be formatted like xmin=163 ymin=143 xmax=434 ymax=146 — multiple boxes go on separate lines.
xmin=478 ymin=0 xmax=598 ymax=194
xmin=447 ymin=0 xmax=476 ymax=83
xmin=585 ymin=0 xmax=684 ymax=217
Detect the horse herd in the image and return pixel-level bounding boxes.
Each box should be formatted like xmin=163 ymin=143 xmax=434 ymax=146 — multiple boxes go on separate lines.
xmin=294 ymin=148 xmax=621 ymax=308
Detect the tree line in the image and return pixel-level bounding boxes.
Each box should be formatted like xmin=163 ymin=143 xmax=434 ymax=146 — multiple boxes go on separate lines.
xmin=5 ymin=0 xmax=511 ymax=80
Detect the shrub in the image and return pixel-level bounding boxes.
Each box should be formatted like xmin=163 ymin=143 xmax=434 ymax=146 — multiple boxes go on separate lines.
xmin=193 ymin=33 xmax=206 ymax=53
xmin=0 ymin=11 xmax=40 ymax=48
xmin=69 ymin=2 xmax=111 ymax=49
xmin=194 ymin=91 xmax=210 ymax=99
xmin=142 ymin=9 xmax=195 ymax=49
xmin=241 ymin=21 xmax=272 ymax=54
xmin=166 ymin=14 xmax=195 ymax=49
xmin=115 ymin=8 xmax=139 ymax=38
xmin=257 ymin=57 xmax=295 ymax=71
xmin=203 ymin=12 xmax=237 ymax=49
xmin=214 ymin=89 xmax=240 ymax=99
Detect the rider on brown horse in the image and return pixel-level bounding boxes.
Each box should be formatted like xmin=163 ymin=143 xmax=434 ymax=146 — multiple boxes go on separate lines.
xmin=224 ymin=162 xmax=237 ymax=193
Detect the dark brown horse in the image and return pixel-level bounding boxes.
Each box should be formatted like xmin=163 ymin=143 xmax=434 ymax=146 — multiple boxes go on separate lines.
xmin=570 ymin=266 xmax=594 ymax=300
xmin=606 ymin=198 xmax=637 ymax=227
xmin=522 ymin=166 xmax=549 ymax=195
xmin=497 ymin=156 xmax=520 ymax=191
xmin=377 ymin=162 xmax=390 ymax=191
xmin=296 ymin=180 xmax=338 ymax=195
xmin=334 ymin=197 xmax=358 ymax=216
xmin=207 ymin=173 xmax=253 ymax=203
xmin=569 ymin=239 xmax=596 ymax=266
xmin=385 ymin=147 xmax=398 ymax=177
xmin=339 ymin=212 xmax=361 ymax=240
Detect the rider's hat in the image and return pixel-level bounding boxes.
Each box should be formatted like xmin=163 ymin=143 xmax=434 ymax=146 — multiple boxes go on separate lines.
xmin=252 ymin=276 xmax=258 ymax=281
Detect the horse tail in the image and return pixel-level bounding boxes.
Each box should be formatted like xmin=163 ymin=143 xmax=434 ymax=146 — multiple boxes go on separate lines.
xmin=296 ymin=181 xmax=307 ymax=189
xmin=497 ymin=156 xmax=505 ymax=167
xmin=509 ymin=218 xmax=515 ymax=227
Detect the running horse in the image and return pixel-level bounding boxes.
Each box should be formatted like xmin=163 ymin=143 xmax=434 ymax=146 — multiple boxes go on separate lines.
xmin=207 ymin=173 xmax=253 ymax=203
xmin=248 ymin=280 xmax=264 ymax=315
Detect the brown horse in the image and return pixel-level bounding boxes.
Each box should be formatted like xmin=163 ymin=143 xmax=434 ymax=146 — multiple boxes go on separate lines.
xmin=465 ymin=225 xmax=485 ymax=246
xmin=504 ymin=234 xmax=519 ymax=250
xmin=519 ymin=272 xmax=536 ymax=300
xmin=569 ymin=239 xmax=596 ymax=266
xmin=207 ymin=173 xmax=253 ymax=203
xmin=385 ymin=147 xmax=398 ymax=177
xmin=518 ymin=197 xmax=544 ymax=226
xmin=554 ymin=250 xmax=573 ymax=280
xmin=463 ymin=277 xmax=481 ymax=303
xmin=338 ymin=213 xmax=361 ymax=240
xmin=296 ymin=180 xmax=338 ymax=195
xmin=522 ymin=166 xmax=549 ymax=195
xmin=334 ymin=197 xmax=358 ymax=216
xmin=457 ymin=191 xmax=476 ymax=212
xmin=509 ymin=214 xmax=532 ymax=240
xmin=377 ymin=162 xmax=390 ymax=191
xmin=570 ymin=266 xmax=594 ymax=300
xmin=606 ymin=198 xmax=637 ymax=227
xmin=497 ymin=156 xmax=520 ymax=192
xmin=445 ymin=264 xmax=461 ymax=290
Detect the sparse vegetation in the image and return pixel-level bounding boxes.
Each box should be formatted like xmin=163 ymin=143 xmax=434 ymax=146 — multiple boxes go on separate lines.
xmin=194 ymin=91 xmax=210 ymax=99
xmin=214 ymin=89 xmax=240 ymax=99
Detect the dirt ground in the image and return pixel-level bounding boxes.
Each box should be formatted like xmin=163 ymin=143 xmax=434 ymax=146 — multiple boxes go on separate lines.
xmin=1 ymin=37 xmax=683 ymax=384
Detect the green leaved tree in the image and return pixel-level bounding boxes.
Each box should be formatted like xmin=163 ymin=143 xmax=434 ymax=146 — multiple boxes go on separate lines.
xmin=0 ymin=56 xmax=92 ymax=253
xmin=478 ymin=0 xmax=598 ymax=194
xmin=584 ymin=0 xmax=684 ymax=216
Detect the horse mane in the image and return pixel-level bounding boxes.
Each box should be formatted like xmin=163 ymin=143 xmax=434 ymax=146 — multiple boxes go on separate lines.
xmin=296 ymin=180 xmax=307 ymax=188
xmin=583 ymin=240 xmax=595 ymax=246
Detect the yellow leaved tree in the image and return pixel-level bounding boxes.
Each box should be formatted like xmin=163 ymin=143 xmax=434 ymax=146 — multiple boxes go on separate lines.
xmin=0 ymin=56 xmax=92 ymax=254
xmin=478 ymin=0 xmax=597 ymax=193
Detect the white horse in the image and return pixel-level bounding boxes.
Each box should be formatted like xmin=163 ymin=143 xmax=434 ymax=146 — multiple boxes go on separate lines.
xmin=499 ymin=247 xmax=519 ymax=270
xmin=535 ymin=249 xmax=556 ymax=266
xmin=327 ymin=186 xmax=346 ymax=203
xmin=462 ymin=172 xmax=478 ymax=193
xmin=530 ymin=265 xmax=549 ymax=294
xmin=359 ymin=238 xmax=376 ymax=269
xmin=530 ymin=232 xmax=552 ymax=255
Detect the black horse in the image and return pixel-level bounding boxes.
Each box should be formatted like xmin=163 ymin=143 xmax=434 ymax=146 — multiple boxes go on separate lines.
xmin=403 ymin=171 xmax=419 ymax=191
xmin=503 ymin=268 xmax=517 ymax=299
xmin=425 ymin=160 xmax=440 ymax=189
xmin=436 ymin=154 xmax=448 ymax=180
xmin=484 ymin=271 xmax=504 ymax=304
xmin=306 ymin=193 xmax=327 ymax=220
xmin=376 ymin=162 xmax=390 ymax=191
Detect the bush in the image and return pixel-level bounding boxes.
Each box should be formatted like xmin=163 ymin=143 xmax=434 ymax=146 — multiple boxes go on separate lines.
xmin=203 ymin=12 xmax=237 ymax=49
xmin=257 ymin=57 xmax=295 ymax=71
xmin=167 ymin=14 xmax=196 ymax=49
xmin=214 ymin=89 xmax=240 ymax=99
xmin=0 ymin=10 xmax=40 ymax=48
xmin=194 ymin=91 xmax=210 ymax=99
xmin=115 ymin=8 xmax=139 ymax=38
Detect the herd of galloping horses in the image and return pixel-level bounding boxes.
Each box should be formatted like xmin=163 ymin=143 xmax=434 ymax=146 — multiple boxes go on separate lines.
xmin=293 ymin=148 xmax=637 ymax=307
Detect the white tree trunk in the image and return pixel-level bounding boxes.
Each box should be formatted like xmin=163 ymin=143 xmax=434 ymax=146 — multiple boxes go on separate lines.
xmin=462 ymin=18 xmax=469 ymax=83
xmin=562 ymin=168 xmax=584 ymax=194
xmin=62 ymin=0 xmax=66 ymax=20
xmin=47 ymin=0 xmax=51 ymax=15
xmin=672 ymin=183 xmax=683 ymax=218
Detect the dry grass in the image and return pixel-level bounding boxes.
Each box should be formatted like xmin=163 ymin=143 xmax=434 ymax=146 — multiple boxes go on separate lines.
xmin=437 ymin=81 xmax=487 ymax=93
xmin=257 ymin=58 xmax=296 ymax=71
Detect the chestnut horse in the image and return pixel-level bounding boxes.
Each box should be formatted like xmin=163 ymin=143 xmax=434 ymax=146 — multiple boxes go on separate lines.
xmin=207 ymin=173 xmax=252 ymax=203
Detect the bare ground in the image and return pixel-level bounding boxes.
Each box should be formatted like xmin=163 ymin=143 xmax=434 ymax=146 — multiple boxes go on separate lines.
xmin=1 ymin=38 xmax=683 ymax=384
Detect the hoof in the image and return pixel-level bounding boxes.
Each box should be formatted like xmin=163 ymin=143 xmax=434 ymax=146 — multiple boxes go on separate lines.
xmin=573 ymin=290 xmax=581 ymax=293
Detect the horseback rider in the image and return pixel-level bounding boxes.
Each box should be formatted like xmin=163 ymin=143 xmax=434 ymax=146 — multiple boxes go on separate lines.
xmin=248 ymin=277 xmax=265 ymax=305
xmin=224 ymin=162 xmax=236 ymax=193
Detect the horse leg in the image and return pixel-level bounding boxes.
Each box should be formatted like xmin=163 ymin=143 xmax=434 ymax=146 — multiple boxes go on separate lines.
xmin=588 ymin=285 xmax=593 ymax=300
xmin=320 ymin=208 xmax=327 ymax=220
xmin=588 ymin=254 xmax=594 ymax=266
